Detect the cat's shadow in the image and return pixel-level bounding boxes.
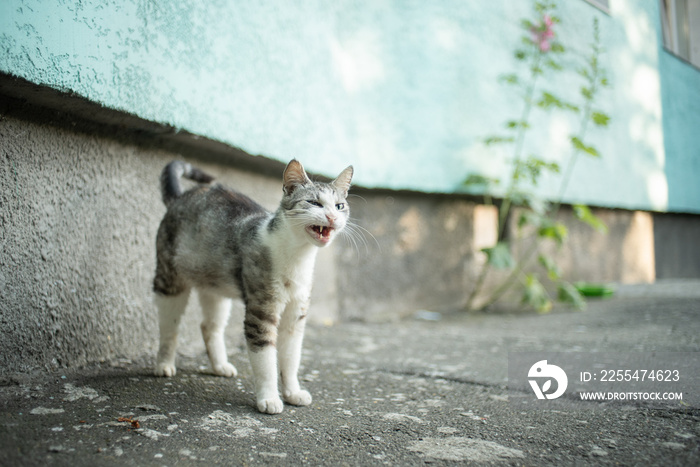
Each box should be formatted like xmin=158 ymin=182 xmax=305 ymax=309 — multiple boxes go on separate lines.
xmin=74 ymin=364 xmax=260 ymax=415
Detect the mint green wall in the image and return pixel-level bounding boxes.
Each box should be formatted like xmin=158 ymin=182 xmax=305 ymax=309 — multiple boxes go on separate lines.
xmin=1 ymin=0 xmax=698 ymax=213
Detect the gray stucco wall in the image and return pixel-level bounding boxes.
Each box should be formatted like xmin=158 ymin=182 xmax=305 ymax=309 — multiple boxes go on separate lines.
xmin=1 ymin=114 xmax=163 ymax=372
xmin=0 ymin=108 xmax=307 ymax=374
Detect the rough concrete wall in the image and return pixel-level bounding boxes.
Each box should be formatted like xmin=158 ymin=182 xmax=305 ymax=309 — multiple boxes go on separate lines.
xmin=335 ymin=198 xmax=665 ymax=320
xmin=509 ymin=206 xmax=656 ymax=289
xmin=1 ymin=115 xmax=163 ymax=373
xmin=0 ymin=114 xmax=339 ymax=375
xmin=337 ymin=191 xmax=479 ymax=321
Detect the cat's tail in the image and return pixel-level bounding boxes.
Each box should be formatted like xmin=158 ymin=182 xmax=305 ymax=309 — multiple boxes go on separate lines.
xmin=160 ymin=161 xmax=215 ymax=206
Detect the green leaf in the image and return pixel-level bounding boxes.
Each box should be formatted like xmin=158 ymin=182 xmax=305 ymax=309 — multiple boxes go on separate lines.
xmin=499 ymin=73 xmax=520 ymax=85
xmin=581 ymin=86 xmax=593 ymax=100
xmin=484 ymin=135 xmax=515 ymax=145
xmin=463 ymin=173 xmax=500 ymax=188
xmin=517 ymin=210 xmax=542 ymax=230
xmin=570 ymin=136 xmax=600 ymax=157
xmin=536 ymin=92 xmax=562 ymax=109
xmin=573 ymin=204 xmax=608 ymax=233
xmin=537 ymin=220 xmax=568 ymax=246
xmin=514 ymin=50 xmax=527 ymax=61
xmin=515 ymin=157 xmax=560 ymax=184
xmin=591 ymin=111 xmax=610 ymax=127
xmin=522 ymin=274 xmax=552 ymax=313
xmin=536 ymin=92 xmax=579 ymax=113
xmin=520 ymin=19 xmax=534 ymax=30
xmin=481 ymin=243 xmax=514 ymax=270
xmin=557 ymin=282 xmax=587 ymax=310
xmin=544 ymin=58 xmax=563 ymax=71
xmin=550 ymin=42 xmax=565 ymax=53
xmin=506 ymin=120 xmax=529 ymax=130
xmin=538 ymin=254 xmax=561 ymax=281
xmin=521 ymin=36 xmax=536 ymax=47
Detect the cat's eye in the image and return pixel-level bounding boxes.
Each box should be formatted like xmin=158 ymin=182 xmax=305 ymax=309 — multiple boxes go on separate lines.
xmin=307 ymin=200 xmax=323 ymax=207
xmin=335 ymin=203 xmax=345 ymax=210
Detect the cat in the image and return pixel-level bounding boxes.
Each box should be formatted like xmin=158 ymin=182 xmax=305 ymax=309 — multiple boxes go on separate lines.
xmin=152 ymin=159 xmax=353 ymax=414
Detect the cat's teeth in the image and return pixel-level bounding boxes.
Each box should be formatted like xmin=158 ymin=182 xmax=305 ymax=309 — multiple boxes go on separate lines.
xmin=308 ymin=225 xmax=334 ymax=243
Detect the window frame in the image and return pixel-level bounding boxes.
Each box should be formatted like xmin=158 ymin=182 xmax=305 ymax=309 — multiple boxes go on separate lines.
xmin=660 ymin=0 xmax=700 ymax=69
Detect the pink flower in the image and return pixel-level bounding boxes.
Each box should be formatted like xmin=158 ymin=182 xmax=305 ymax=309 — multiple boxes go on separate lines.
xmin=544 ymin=15 xmax=554 ymax=29
xmin=531 ymin=15 xmax=555 ymax=52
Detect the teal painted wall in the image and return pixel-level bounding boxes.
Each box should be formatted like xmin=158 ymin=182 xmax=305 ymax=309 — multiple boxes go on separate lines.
xmin=659 ymin=52 xmax=700 ymax=214
xmin=1 ymin=0 xmax=698 ymax=213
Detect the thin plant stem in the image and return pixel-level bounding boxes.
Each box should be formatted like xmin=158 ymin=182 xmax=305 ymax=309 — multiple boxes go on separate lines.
xmin=466 ymin=51 xmax=543 ymax=311
xmin=479 ymin=32 xmax=604 ymax=311
xmin=498 ymin=53 xmax=542 ymax=240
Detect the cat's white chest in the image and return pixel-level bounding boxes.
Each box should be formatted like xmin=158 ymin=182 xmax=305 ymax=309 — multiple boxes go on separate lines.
xmin=262 ymin=215 xmax=319 ymax=304
xmin=276 ymin=256 xmax=315 ymax=304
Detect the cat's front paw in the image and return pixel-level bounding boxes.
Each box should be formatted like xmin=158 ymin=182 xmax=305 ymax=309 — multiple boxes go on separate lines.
xmin=257 ymin=396 xmax=284 ymax=415
xmin=212 ymin=362 xmax=238 ymax=378
xmin=154 ymin=362 xmax=177 ymax=377
xmin=283 ymin=389 xmax=312 ymax=407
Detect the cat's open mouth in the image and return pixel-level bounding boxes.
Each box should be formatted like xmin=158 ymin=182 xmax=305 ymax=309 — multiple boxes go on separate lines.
xmin=306 ymin=225 xmax=334 ymax=245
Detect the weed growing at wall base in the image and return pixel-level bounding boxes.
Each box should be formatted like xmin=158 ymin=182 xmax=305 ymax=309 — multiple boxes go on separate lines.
xmin=464 ymin=1 xmax=611 ymax=313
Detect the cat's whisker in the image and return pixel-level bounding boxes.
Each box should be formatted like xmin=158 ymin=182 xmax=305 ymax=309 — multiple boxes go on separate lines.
xmin=339 ymin=220 xmax=379 ymax=257
xmin=339 ymin=228 xmax=362 ymax=257
xmin=349 ymin=220 xmax=380 ymax=249
xmin=347 ymin=193 xmax=368 ymax=205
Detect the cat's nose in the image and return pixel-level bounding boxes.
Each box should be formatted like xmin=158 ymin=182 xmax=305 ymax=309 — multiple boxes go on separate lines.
xmin=326 ymin=214 xmax=336 ymax=226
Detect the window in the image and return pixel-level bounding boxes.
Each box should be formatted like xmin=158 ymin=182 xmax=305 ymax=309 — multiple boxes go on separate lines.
xmin=584 ymin=0 xmax=611 ymax=14
xmin=660 ymin=0 xmax=700 ymax=68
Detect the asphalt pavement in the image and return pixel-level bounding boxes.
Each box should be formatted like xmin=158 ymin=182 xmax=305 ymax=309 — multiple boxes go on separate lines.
xmin=1 ymin=280 xmax=699 ymax=466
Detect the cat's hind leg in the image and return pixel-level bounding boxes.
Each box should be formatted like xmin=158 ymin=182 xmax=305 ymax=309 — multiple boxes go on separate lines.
xmin=198 ymin=289 xmax=237 ymax=377
xmin=154 ymin=289 xmax=191 ymax=377
xmin=278 ymin=303 xmax=312 ymax=407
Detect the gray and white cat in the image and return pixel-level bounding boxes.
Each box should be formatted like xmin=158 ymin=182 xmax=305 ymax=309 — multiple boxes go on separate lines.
xmin=152 ymin=159 xmax=353 ymax=414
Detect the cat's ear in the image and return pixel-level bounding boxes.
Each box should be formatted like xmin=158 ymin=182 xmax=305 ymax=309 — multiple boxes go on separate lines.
xmin=283 ymin=159 xmax=312 ymax=195
xmin=332 ymin=165 xmax=354 ymax=197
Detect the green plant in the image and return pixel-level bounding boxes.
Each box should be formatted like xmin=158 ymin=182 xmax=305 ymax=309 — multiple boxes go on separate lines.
xmin=464 ymin=2 xmax=610 ymax=313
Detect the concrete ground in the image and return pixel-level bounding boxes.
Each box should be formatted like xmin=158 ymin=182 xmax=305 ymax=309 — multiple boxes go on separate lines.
xmin=1 ymin=281 xmax=699 ymax=466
